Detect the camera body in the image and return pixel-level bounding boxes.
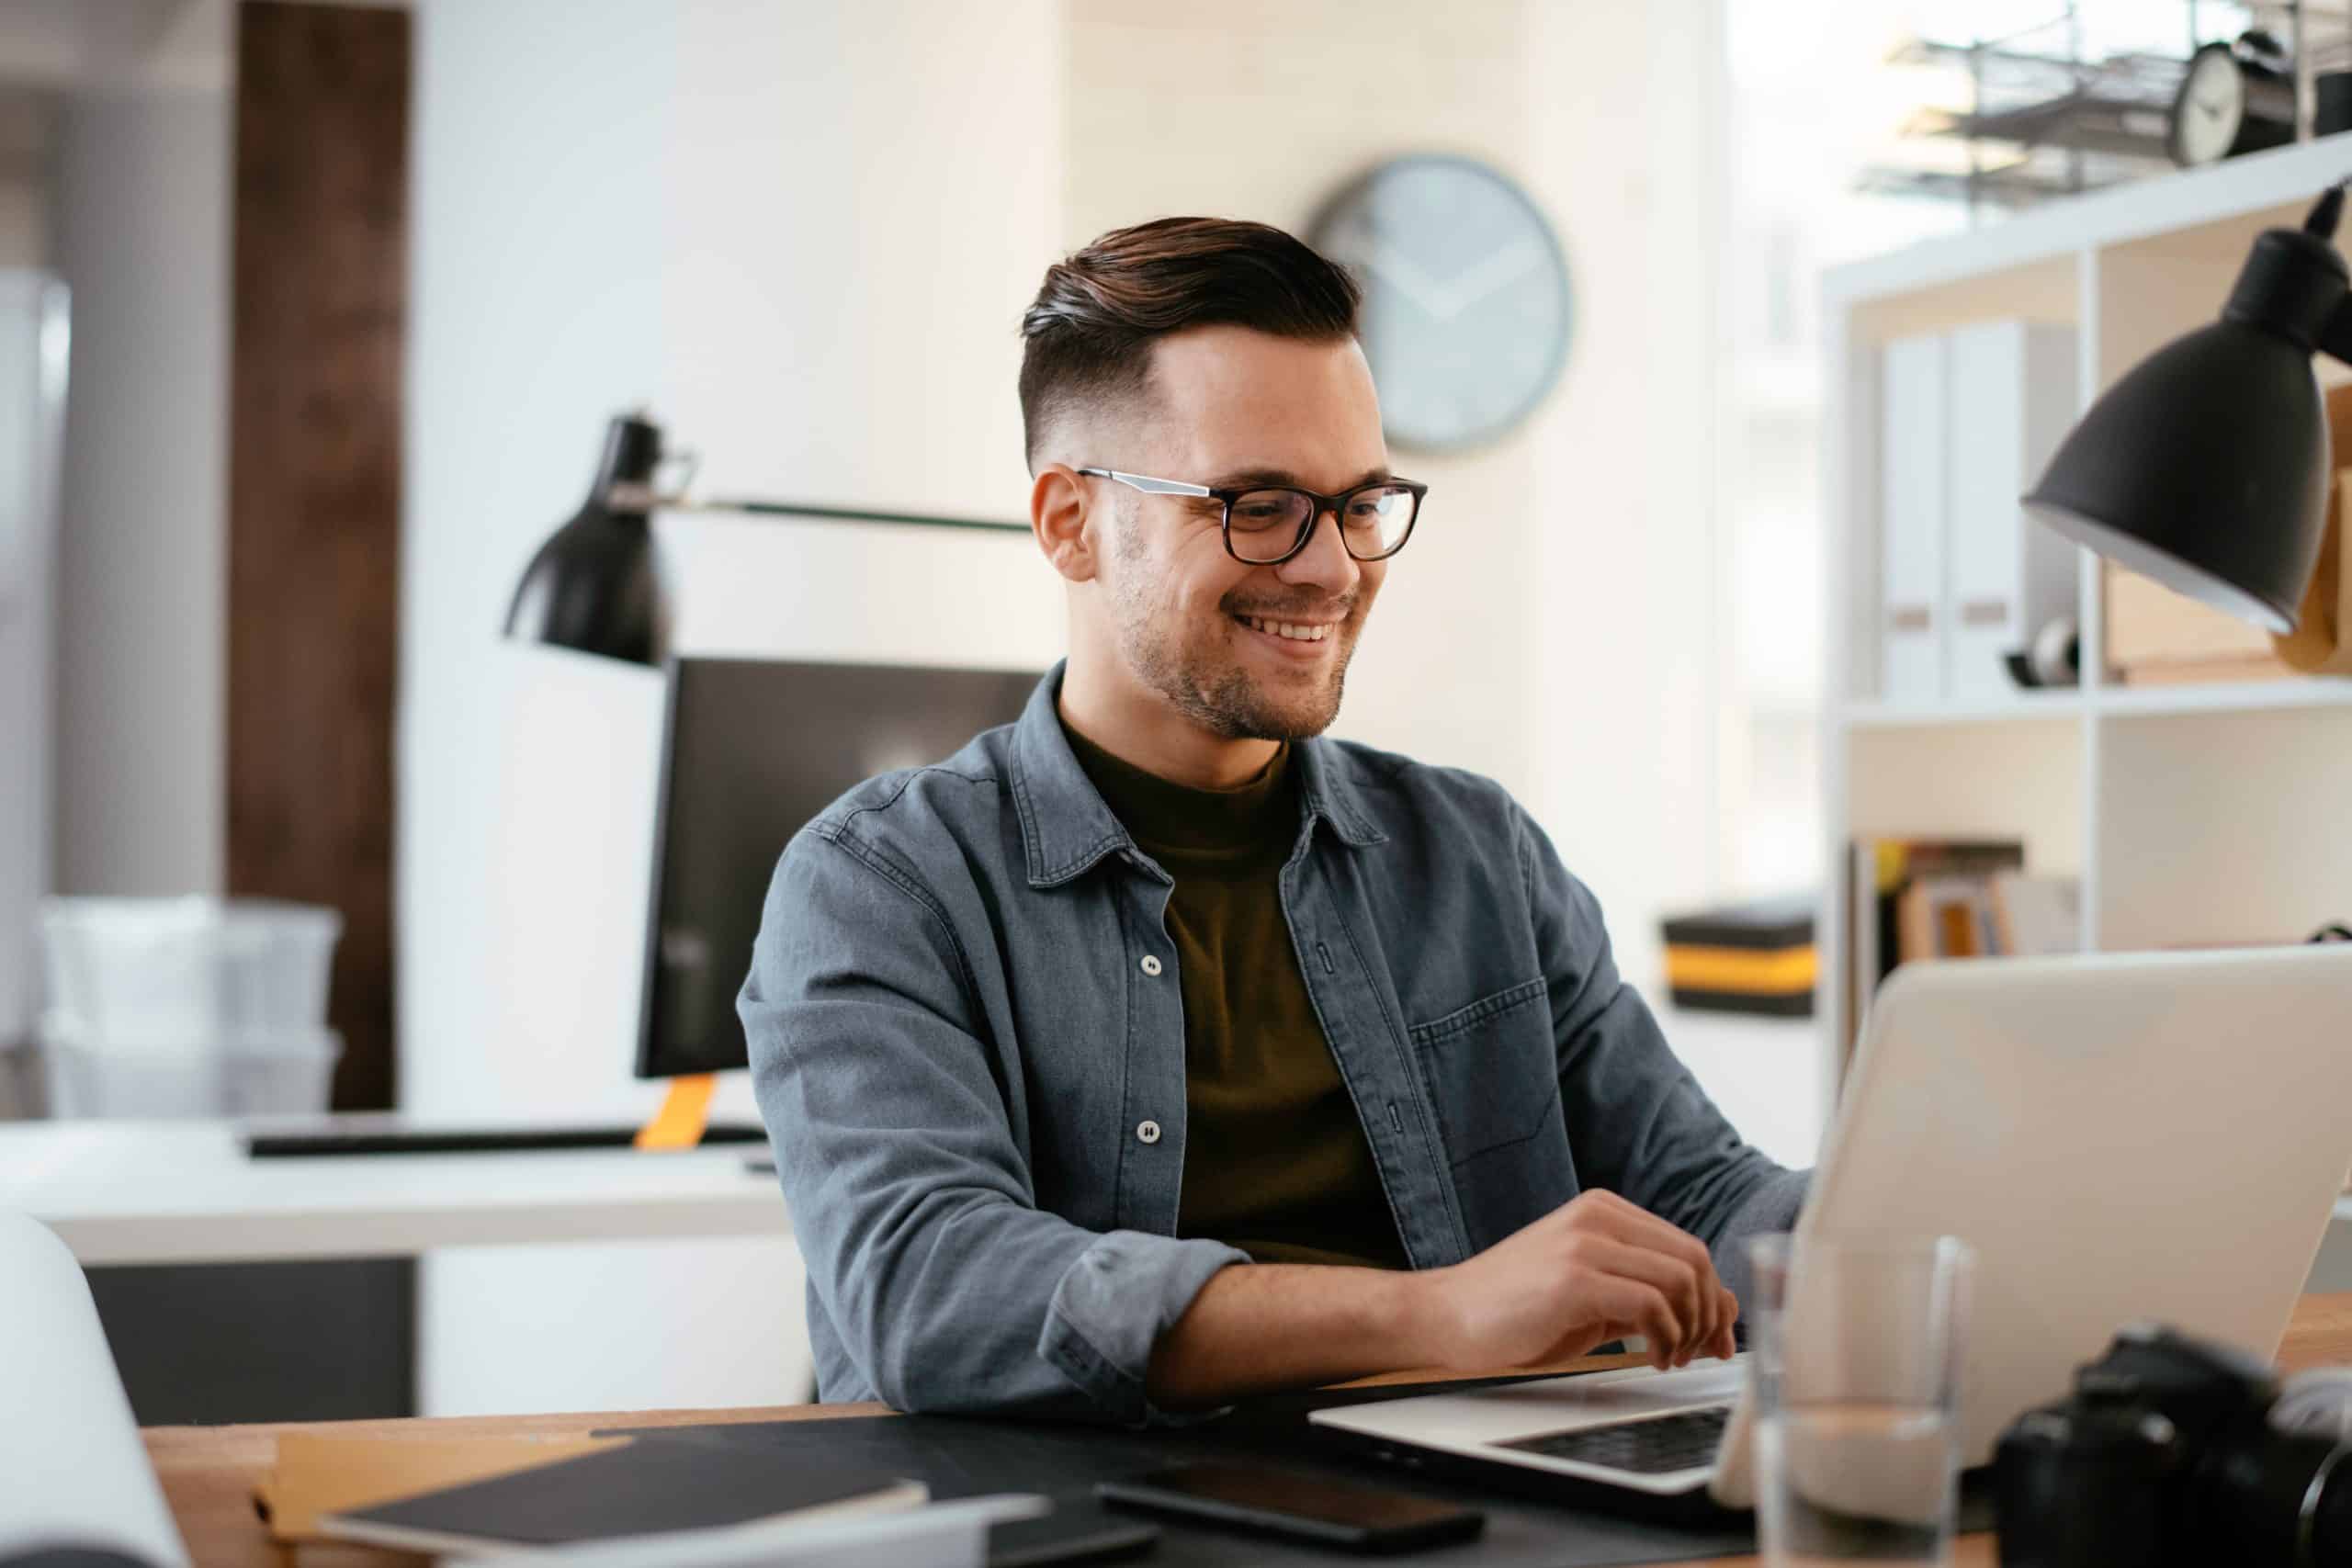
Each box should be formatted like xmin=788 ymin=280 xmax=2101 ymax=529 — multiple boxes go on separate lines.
xmin=1995 ymin=1324 xmax=2352 ymax=1567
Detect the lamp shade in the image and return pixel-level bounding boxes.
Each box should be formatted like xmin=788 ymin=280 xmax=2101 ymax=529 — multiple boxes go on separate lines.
xmin=2023 ymin=321 xmax=2324 ymax=636
xmin=503 ymin=413 xmax=663 ymax=664
xmin=2022 ymin=221 xmax=2352 ymax=637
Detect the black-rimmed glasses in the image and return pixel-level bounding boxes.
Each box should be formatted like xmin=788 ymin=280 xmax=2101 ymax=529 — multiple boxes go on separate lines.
xmin=1075 ymin=467 xmax=1426 ymax=565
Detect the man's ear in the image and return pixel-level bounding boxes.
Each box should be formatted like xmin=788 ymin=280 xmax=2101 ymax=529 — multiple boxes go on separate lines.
xmin=1030 ymin=464 xmax=1099 ymax=583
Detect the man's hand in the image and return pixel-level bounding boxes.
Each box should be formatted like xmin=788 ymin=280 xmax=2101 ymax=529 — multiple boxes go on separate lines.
xmin=1413 ymin=1190 xmax=1738 ymax=1372
xmin=1144 ymin=1190 xmax=1738 ymax=1408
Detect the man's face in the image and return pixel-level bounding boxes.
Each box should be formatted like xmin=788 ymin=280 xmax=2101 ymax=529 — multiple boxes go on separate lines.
xmin=1096 ymin=324 xmax=1393 ymax=742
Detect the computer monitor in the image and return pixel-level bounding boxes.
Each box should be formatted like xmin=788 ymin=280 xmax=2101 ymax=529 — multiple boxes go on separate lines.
xmin=636 ymin=658 xmax=1040 ymax=1079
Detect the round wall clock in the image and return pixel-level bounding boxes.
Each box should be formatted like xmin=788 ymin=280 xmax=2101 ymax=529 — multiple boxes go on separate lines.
xmin=1310 ymin=153 xmax=1574 ymax=454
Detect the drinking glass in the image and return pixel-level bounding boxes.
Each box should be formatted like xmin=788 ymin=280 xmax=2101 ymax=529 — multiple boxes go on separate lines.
xmin=1747 ymin=1233 xmax=1974 ymax=1567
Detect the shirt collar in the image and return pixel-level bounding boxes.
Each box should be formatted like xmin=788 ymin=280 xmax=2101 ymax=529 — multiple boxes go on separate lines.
xmin=1011 ymin=662 xmax=1386 ymax=890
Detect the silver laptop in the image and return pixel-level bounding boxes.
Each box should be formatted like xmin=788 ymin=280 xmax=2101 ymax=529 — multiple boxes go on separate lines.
xmin=1313 ymin=945 xmax=2352 ymax=1507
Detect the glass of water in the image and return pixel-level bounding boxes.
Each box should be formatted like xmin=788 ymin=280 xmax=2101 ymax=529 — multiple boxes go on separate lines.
xmin=1747 ymin=1233 xmax=1974 ymax=1567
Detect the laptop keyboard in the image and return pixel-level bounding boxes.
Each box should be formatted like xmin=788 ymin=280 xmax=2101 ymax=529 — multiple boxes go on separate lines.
xmin=1498 ymin=1404 xmax=1733 ymax=1476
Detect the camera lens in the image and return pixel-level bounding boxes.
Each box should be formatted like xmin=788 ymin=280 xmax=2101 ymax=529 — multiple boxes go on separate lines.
xmin=2301 ymin=1445 xmax=2352 ymax=1563
xmin=2193 ymin=1431 xmax=2352 ymax=1564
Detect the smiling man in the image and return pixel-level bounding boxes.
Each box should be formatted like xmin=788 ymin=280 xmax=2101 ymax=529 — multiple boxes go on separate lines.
xmin=741 ymin=217 xmax=1805 ymax=1423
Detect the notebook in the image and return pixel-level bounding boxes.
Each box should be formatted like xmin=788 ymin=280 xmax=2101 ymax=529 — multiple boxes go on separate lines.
xmin=316 ymin=1434 xmax=923 ymax=1557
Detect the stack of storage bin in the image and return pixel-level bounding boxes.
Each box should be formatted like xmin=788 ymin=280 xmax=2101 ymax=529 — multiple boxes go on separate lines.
xmin=36 ymin=898 xmax=343 ymax=1118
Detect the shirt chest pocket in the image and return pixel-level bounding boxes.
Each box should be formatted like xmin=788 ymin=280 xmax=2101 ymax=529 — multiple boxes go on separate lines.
xmin=1406 ymin=976 xmax=1563 ymax=1167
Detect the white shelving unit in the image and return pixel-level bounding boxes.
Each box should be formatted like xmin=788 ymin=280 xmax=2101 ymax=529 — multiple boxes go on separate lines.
xmin=1819 ymin=136 xmax=2352 ymax=1115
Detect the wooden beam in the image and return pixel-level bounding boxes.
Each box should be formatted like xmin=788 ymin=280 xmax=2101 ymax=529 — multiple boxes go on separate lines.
xmin=227 ymin=1 xmax=408 ymax=1110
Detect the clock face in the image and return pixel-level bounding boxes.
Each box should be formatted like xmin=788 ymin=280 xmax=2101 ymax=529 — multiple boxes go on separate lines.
xmin=1311 ymin=154 xmax=1573 ymax=453
xmin=2171 ymin=43 xmax=2246 ymax=166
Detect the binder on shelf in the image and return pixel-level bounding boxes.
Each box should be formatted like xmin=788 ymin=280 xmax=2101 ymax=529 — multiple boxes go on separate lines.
xmin=1847 ymin=838 xmax=2026 ymax=1041
xmin=1876 ymin=321 xmax=2078 ymax=705
xmin=1879 ymin=333 xmax=1947 ymax=705
xmin=1943 ymin=321 xmax=2078 ymax=702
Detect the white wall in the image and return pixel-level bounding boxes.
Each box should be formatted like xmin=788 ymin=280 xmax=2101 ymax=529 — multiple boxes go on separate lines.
xmin=1523 ymin=0 xmax=1724 ymax=989
xmin=48 ymin=85 xmax=228 ymax=899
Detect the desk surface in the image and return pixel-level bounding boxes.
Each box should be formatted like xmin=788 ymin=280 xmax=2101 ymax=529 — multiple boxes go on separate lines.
xmin=144 ymin=1292 xmax=2352 ymax=1568
xmin=0 ymin=1118 xmax=790 ymax=1264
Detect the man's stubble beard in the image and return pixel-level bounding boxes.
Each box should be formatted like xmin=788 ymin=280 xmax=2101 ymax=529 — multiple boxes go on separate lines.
xmin=1109 ymin=506 xmax=1356 ymax=742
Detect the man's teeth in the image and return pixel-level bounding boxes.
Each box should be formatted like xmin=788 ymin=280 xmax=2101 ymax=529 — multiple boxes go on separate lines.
xmin=1239 ymin=615 xmax=1330 ymax=643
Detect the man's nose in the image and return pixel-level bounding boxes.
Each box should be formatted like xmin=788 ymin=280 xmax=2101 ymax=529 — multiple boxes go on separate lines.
xmin=1273 ymin=503 xmax=1361 ymax=596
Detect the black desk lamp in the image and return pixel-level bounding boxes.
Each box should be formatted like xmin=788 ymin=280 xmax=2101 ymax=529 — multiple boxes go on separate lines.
xmin=503 ymin=411 xmax=1029 ymax=667
xmin=503 ymin=412 xmax=668 ymax=663
xmin=2023 ymin=182 xmax=2352 ymax=634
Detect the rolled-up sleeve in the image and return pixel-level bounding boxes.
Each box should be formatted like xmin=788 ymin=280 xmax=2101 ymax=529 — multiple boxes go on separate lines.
xmin=740 ymin=827 xmax=1247 ymax=1424
xmin=1517 ymin=807 xmax=1810 ymax=1304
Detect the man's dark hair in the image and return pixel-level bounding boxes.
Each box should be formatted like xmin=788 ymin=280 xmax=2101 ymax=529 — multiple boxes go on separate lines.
xmin=1017 ymin=216 xmax=1361 ymax=469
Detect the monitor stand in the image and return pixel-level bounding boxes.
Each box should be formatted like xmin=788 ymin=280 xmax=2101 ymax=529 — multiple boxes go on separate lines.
xmin=633 ymin=1073 xmax=718 ymax=1148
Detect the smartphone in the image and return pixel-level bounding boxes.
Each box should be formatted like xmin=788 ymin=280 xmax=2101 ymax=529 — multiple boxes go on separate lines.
xmin=1095 ymin=1461 xmax=1485 ymax=1553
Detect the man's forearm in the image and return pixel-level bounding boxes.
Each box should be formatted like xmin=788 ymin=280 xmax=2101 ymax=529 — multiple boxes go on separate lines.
xmin=1143 ymin=1263 xmax=1441 ymax=1410
xmin=1144 ymin=1190 xmax=1753 ymax=1410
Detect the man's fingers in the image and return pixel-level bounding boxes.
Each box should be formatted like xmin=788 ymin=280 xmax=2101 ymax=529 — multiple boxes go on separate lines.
xmin=1572 ymin=1235 xmax=1705 ymax=1361
xmin=1571 ymin=1194 xmax=1726 ymax=1355
xmin=1578 ymin=1193 xmax=1720 ymax=1284
xmin=1569 ymin=1197 xmax=1721 ymax=1356
xmin=1579 ymin=1274 xmax=1684 ymax=1371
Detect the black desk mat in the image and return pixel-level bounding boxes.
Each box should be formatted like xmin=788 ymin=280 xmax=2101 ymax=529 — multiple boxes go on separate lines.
xmin=605 ymin=1376 xmax=1761 ymax=1567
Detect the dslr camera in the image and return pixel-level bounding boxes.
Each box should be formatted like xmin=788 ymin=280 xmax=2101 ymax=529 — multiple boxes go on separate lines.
xmin=1996 ymin=1323 xmax=2352 ymax=1566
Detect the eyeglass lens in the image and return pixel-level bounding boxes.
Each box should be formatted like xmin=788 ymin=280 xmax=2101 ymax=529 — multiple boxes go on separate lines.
xmin=1226 ymin=486 xmax=1417 ymax=562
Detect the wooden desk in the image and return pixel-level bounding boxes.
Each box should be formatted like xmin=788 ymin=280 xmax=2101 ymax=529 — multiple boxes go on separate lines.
xmin=147 ymin=1294 xmax=2352 ymax=1568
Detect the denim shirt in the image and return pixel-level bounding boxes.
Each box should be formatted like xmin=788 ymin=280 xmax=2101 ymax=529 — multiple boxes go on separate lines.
xmin=741 ymin=665 xmax=1806 ymax=1424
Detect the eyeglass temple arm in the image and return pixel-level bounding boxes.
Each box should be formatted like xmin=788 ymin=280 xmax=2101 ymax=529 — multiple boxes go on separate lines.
xmin=1074 ymin=468 xmax=1213 ymax=498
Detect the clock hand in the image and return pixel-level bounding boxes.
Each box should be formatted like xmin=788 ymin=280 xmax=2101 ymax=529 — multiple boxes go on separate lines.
xmin=1350 ymin=241 xmax=1453 ymax=317
xmin=1432 ymin=240 xmax=1547 ymax=321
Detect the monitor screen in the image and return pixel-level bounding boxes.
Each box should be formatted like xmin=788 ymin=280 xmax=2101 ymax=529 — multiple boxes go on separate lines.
xmin=637 ymin=658 xmax=1040 ymax=1078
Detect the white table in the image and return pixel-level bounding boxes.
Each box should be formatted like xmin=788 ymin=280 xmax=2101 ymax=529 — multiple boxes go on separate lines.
xmin=0 ymin=1117 xmax=792 ymax=1265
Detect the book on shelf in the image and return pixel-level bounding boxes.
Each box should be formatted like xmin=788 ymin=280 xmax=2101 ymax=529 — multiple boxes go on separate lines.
xmin=1848 ymin=839 xmax=2033 ymax=1038
xmin=1988 ymin=870 xmax=2083 ymax=958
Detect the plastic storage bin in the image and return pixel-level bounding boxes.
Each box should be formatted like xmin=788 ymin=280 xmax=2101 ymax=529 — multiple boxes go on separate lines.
xmin=34 ymin=897 xmax=344 ymax=1118
xmin=39 ymin=897 xmax=341 ymax=1041
xmin=38 ymin=1015 xmax=342 ymax=1119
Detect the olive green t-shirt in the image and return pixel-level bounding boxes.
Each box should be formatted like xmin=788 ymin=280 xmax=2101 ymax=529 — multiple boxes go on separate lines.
xmin=1062 ymin=721 xmax=1407 ymax=1270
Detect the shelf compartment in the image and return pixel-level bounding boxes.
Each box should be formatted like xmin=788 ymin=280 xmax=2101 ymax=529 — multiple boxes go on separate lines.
xmin=1846 ymin=720 xmax=2084 ymax=876
xmin=2096 ymin=706 xmax=2352 ymax=951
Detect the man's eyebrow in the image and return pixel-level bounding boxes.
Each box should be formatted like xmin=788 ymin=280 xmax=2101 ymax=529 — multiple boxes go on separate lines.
xmin=1209 ymin=466 xmax=1396 ymax=491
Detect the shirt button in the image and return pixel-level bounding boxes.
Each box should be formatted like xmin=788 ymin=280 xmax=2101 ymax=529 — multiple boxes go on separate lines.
xmin=1136 ymin=1120 xmax=1162 ymax=1145
xmin=1139 ymin=954 xmax=1163 ymax=976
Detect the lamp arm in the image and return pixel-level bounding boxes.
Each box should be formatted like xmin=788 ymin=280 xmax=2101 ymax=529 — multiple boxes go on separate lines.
xmin=2301 ymin=183 xmax=2352 ymax=366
